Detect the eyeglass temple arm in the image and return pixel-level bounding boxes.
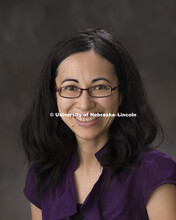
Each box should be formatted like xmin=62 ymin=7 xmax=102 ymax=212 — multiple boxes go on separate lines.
xmin=112 ymin=85 xmax=118 ymax=90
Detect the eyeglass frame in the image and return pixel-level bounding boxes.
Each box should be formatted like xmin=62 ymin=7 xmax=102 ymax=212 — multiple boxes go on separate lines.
xmin=55 ymin=84 xmax=118 ymax=99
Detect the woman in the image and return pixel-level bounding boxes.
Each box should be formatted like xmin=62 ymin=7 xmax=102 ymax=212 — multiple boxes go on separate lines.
xmin=21 ymin=28 xmax=176 ymax=220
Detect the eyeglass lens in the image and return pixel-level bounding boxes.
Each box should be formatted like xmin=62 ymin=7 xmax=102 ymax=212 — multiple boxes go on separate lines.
xmin=59 ymin=85 xmax=112 ymax=98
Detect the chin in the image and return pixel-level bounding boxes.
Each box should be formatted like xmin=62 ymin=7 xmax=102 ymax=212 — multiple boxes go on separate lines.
xmin=75 ymin=130 xmax=107 ymax=142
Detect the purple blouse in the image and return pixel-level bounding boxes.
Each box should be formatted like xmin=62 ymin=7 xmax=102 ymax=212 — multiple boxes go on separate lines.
xmin=24 ymin=145 xmax=176 ymax=220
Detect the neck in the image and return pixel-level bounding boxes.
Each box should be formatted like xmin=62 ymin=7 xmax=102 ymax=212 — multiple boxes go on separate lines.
xmin=76 ymin=135 xmax=108 ymax=171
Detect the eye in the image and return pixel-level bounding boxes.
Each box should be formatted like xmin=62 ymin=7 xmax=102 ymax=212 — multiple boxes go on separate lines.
xmin=94 ymin=85 xmax=108 ymax=90
xmin=64 ymin=85 xmax=78 ymax=91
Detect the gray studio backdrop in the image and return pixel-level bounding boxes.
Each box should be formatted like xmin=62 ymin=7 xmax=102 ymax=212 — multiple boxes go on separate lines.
xmin=0 ymin=0 xmax=176 ymax=219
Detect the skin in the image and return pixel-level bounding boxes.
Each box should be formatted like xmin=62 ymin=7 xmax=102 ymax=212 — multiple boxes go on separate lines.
xmin=146 ymin=184 xmax=176 ymax=219
xmin=55 ymin=50 xmax=121 ymax=147
xmin=30 ymin=203 xmax=42 ymax=220
xmin=30 ymin=50 xmax=176 ymax=219
xmin=55 ymin=50 xmax=121 ymax=204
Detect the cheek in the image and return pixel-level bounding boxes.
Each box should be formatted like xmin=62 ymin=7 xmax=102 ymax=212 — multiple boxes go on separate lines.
xmin=56 ymin=96 xmax=74 ymax=113
xmin=100 ymin=96 xmax=119 ymax=112
xmin=56 ymin=98 xmax=75 ymax=128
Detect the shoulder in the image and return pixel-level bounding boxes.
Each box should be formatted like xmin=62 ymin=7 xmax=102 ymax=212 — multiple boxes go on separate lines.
xmin=23 ymin=161 xmax=71 ymax=210
xmin=23 ymin=164 xmax=41 ymax=209
xmin=142 ymin=146 xmax=176 ymax=163
xmin=140 ymin=147 xmax=176 ymax=179
xmin=24 ymin=163 xmax=36 ymax=192
xmin=138 ymin=147 xmax=176 ymax=205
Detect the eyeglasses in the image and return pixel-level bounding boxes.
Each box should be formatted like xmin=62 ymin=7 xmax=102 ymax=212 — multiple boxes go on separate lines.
xmin=56 ymin=84 xmax=118 ymax=98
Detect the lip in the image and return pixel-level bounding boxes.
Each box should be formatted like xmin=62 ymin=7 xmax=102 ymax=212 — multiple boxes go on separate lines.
xmin=73 ymin=116 xmax=100 ymax=127
xmin=73 ymin=112 xmax=101 ymax=117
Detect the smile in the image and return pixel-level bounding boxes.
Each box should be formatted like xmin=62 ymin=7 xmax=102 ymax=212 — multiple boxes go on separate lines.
xmin=75 ymin=116 xmax=99 ymax=122
xmin=72 ymin=112 xmax=101 ymax=123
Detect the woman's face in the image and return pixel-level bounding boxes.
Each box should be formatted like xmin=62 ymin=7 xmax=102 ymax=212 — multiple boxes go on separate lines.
xmin=55 ymin=50 xmax=122 ymax=143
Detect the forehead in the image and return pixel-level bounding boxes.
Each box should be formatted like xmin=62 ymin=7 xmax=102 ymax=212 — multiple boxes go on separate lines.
xmin=56 ymin=51 xmax=117 ymax=83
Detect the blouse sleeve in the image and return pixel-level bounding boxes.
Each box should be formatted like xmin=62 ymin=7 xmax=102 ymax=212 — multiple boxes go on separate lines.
xmin=141 ymin=149 xmax=176 ymax=206
xmin=23 ymin=164 xmax=41 ymax=209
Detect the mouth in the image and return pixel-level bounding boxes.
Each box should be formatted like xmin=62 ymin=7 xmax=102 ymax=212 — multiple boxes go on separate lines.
xmin=75 ymin=115 xmax=99 ymax=122
xmin=73 ymin=113 xmax=101 ymax=122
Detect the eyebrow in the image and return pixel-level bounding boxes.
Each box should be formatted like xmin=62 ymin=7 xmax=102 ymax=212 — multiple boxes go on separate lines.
xmin=61 ymin=78 xmax=79 ymax=85
xmin=91 ymin=77 xmax=111 ymax=83
xmin=61 ymin=77 xmax=111 ymax=85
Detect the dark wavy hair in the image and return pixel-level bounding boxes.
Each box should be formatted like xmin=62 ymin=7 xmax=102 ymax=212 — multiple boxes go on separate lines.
xmin=21 ymin=28 xmax=163 ymax=193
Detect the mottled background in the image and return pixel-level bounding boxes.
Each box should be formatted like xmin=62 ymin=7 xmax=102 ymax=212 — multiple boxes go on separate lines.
xmin=0 ymin=0 xmax=176 ymax=219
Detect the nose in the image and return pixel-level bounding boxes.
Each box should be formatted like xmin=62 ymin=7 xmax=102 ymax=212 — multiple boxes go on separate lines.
xmin=76 ymin=90 xmax=95 ymax=110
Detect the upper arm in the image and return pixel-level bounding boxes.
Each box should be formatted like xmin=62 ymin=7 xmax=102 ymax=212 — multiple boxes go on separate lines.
xmin=30 ymin=203 xmax=42 ymax=220
xmin=146 ymin=184 xmax=176 ymax=220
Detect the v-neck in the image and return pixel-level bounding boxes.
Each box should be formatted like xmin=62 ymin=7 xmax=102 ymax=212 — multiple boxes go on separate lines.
xmin=69 ymin=143 xmax=108 ymax=206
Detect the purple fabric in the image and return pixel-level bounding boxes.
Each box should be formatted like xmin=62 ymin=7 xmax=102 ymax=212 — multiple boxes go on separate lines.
xmin=24 ymin=145 xmax=176 ymax=220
